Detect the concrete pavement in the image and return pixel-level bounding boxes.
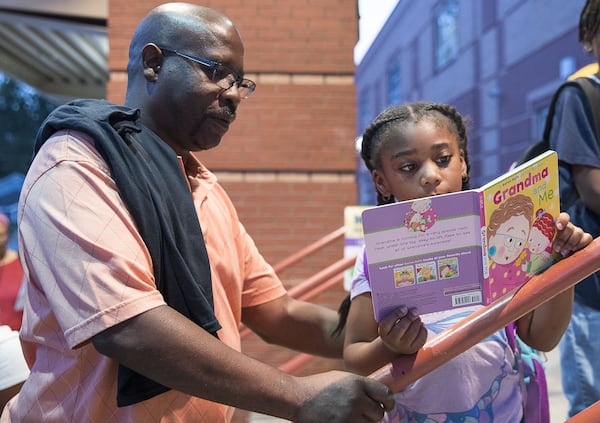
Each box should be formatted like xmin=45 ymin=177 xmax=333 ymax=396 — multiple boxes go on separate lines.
xmin=546 ymin=346 xmax=569 ymax=422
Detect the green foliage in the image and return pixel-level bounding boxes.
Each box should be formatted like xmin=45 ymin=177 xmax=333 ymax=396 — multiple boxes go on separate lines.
xmin=0 ymin=73 xmax=58 ymax=178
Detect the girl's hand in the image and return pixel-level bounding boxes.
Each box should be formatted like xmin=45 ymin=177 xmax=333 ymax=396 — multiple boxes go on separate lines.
xmin=552 ymin=212 xmax=593 ymax=256
xmin=378 ymin=306 xmax=427 ymax=355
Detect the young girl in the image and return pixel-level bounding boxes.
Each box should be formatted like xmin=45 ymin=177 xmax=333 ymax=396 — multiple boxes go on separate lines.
xmin=340 ymin=102 xmax=591 ymax=422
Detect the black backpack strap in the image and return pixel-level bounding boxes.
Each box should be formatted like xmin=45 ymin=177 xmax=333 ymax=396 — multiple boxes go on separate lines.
xmin=515 ymin=71 xmax=600 ymax=168
xmin=575 ymin=72 xmax=600 ymax=143
xmin=543 ymin=72 xmax=600 ymax=143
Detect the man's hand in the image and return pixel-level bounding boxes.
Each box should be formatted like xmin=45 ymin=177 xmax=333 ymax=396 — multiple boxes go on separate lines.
xmin=293 ymin=371 xmax=394 ymax=423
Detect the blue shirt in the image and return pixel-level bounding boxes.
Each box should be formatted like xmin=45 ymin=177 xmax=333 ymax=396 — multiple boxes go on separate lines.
xmin=549 ymin=82 xmax=600 ymax=310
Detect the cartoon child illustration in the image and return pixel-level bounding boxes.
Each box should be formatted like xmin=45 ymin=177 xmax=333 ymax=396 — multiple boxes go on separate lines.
xmin=420 ymin=266 xmax=432 ymax=281
xmin=417 ymin=262 xmax=437 ymax=283
xmin=394 ymin=267 xmax=415 ymax=287
xmin=439 ymin=263 xmax=456 ymax=279
xmin=526 ymin=208 xmax=556 ymax=275
xmin=405 ymin=198 xmax=436 ymax=232
xmin=486 ymin=194 xmax=534 ymax=301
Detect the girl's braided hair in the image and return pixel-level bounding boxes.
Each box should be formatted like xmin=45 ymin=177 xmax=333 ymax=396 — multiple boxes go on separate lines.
xmin=579 ymin=0 xmax=600 ymax=47
xmin=361 ymin=102 xmax=471 ymax=205
xmin=332 ymin=102 xmax=471 ymax=337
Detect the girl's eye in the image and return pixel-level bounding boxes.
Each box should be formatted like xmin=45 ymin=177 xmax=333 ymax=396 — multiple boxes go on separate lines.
xmin=436 ymin=155 xmax=452 ymax=165
xmin=399 ymin=163 xmax=416 ymax=172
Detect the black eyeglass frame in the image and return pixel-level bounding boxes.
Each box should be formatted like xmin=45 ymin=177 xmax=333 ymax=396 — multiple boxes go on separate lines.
xmin=158 ymin=47 xmax=256 ymax=98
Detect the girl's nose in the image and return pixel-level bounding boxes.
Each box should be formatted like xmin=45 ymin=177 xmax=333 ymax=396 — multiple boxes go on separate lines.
xmin=420 ymin=162 xmax=442 ymax=186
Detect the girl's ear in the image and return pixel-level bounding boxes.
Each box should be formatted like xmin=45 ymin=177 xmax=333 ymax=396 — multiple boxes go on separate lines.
xmin=460 ymin=149 xmax=468 ymax=179
xmin=372 ymin=169 xmax=391 ymax=199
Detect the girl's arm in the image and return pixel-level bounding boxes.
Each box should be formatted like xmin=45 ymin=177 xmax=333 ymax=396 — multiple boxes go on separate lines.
xmin=516 ymin=212 xmax=592 ymax=351
xmin=343 ymin=293 xmax=427 ymax=375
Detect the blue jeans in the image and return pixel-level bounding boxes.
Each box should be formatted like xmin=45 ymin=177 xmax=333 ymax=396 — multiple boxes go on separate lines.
xmin=559 ymin=299 xmax=600 ymax=417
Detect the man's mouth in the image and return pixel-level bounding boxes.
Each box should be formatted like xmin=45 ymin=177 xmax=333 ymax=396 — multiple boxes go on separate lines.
xmin=210 ymin=112 xmax=235 ymax=130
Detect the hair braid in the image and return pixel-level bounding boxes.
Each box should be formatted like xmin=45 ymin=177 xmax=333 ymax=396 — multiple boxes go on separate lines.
xmin=361 ymin=105 xmax=413 ymax=205
xmin=579 ymin=0 xmax=600 ymax=45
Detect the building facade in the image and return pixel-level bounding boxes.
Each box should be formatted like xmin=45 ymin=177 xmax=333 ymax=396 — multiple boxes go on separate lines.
xmin=355 ymin=0 xmax=592 ymax=203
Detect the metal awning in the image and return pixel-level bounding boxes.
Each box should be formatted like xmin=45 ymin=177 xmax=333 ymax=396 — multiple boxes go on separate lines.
xmin=0 ymin=0 xmax=108 ymax=101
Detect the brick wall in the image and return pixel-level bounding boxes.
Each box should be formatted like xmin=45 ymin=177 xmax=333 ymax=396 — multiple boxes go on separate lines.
xmin=107 ymin=2 xmax=358 ymax=272
xmin=107 ymin=1 xmax=358 ymax=421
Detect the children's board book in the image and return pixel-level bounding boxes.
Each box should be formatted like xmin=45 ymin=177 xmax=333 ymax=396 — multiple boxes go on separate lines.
xmin=362 ymin=150 xmax=559 ymax=321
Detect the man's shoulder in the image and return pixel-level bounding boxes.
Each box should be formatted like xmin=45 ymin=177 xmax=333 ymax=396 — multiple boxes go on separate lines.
xmin=40 ymin=129 xmax=104 ymax=163
xmin=35 ymin=99 xmax=138 ymax=153
xmin=25 ymin=129 xmax=109 ymax=192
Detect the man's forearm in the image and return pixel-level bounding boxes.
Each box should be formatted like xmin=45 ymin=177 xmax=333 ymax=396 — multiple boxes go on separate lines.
xmin=92 ymin=305 xmax=305 ymax=420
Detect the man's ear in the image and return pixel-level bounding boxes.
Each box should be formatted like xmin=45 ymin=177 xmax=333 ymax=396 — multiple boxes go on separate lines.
xmin=141 ymin=43 xmax=163 ymax=81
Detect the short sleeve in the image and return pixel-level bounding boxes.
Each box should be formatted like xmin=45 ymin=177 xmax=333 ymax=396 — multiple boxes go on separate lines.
xmin=350 ymin=246 xmax=372 ymax=300
xmin=19 ymin=131 xmax=166 ymax=348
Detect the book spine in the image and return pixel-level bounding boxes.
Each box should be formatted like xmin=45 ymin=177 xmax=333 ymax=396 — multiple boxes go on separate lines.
xmin=479 ymin=191 xmax=490 ymax=294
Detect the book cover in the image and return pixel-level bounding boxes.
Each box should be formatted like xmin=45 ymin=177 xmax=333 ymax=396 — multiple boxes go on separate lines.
xmin=362 ymin=150 xmax=559 ymax=321
xmin=481 ymin=150 xmax=560 ymax=304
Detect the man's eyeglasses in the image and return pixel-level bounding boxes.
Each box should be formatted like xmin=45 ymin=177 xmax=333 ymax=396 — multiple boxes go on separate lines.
xmin=159 ymin=47 xmax=256 ymax=99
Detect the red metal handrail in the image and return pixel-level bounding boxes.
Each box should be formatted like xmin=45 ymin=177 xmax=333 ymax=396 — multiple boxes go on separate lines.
xmin=239 ymin=227 xmax=351 ymax=340
xmin=369 ymin=237 xmax=600 ymax=394
xmin=239 ymin=255 xmax=355 ymax=339
xmin=240 ymin=226 xmax=351 ymax=374
xmin=286 ymin=255 xmax=355 ymax=300
xmin=272 ymin=226 xmax=346 ymax=274
xmin=564 ymin=401 xmax=600 ymax=422
xmin=249 ymin=225 xmax=600 ymax=420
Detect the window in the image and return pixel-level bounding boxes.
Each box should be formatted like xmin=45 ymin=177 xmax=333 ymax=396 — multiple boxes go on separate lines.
xmin=387 ymin=60 xmax=402 ymax=106
xmin=435 ymin=0 xmax=459 ymax=70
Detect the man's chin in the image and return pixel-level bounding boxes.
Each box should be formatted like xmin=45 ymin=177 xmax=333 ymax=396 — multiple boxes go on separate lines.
xmin=193 ymin=137 xmax=222 ymax=151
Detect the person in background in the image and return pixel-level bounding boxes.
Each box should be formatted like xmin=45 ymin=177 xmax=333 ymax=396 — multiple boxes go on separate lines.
xmin=0 ymin=325 xmax=28 ymax=411
xmin=0 ymin=213 xmax=24 ymax=331
xmin=0 ymin=214 xmax=27 ymax=410
xmin=1 ymin=3 xmax=394 ymax=423
xmin=337 ymin=102 xmax=591 ymax=422
xmin=550 ymin=0 xmax=600 ymax=417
